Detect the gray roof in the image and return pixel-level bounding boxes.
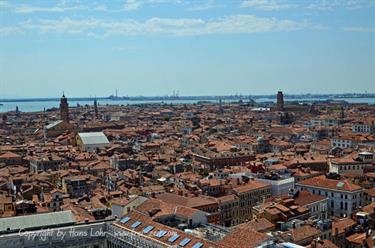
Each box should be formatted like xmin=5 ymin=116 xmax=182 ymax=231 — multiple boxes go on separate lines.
xmin=78 ymin=132 xmax=109 ymax=145
xmin=45 ymin=120 xmax=63 ymax=130
xmin=0 ymin=210 xmax=76 ymax=232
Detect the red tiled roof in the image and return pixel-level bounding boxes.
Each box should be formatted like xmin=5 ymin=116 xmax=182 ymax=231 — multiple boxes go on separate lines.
xmin=332 ymin=218 xmax=356 ymax=235
xmin=236 ymin=218 xmax=275 ymax=232
xmin=0 ymin=151 xmax=21 ymax=159
xmin=306 ymin=239 xmax=338 ymax=248
xmin=293 ymin=190 xmax=327 ymax=206
xmin=233 ymin=181 xmax=270 ymax=194
xmin=362 ymin=202 xmax=375 ymax=214
xmin=297 ymin=175 xmax=363 ymax=192
xmin=365 ymin=187 xmax=375 ymax=197
xmin=286 ymin=225 xmax=321 ymax=242
xmin=219 ymin=225 xmax=270 ymax=248
xmin=346 ymin=232 xmax=374 ymax=247
xmin=156 ymin=193 xmax=217 ymax=208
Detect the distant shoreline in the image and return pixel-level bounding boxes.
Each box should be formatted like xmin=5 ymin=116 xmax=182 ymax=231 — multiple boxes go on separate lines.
xmin=1 ymin=94 xmax=374 ymax=103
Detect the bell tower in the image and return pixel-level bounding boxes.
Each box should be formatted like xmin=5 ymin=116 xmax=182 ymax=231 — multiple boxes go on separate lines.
xmin=94 ymin=99 xmax=98 ymax=119
xmin=60 ymin=93 xmax=69 ymax=123
xmin=276 ymin=91 xmax=284 ymax=111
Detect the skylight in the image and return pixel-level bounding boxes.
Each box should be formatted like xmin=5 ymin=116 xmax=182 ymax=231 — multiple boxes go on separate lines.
xmin=192 ymin=242 xmax=203 ymax=248
xmin=120 ymin=217 xmax=131 ymax=223
xmin=155 ymin=230 xmax=167 ymax=238
xmin=179 ymin=238 xmax=191 ymax=247
xmin=168 ymin=233 xmax=180 ymax=243
xmin=131 ymin=221 xmax=142 ymax=229
xmin=143 ymin=225 xmax=154 ymax=234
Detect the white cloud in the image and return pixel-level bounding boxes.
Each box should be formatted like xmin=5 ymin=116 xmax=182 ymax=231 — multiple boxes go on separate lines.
xmin=93 ymin=4 xmax=108 ymax=11
xmin=241 ymin=0 xmax=294 ymax=11
xmin=0 ymin=0 xmax=186 ymax=14
xmin=22 ymin=18 xmax=102 ymax=34
xmin=342 ymin=26 xmax=375 ymax=32
xmin=187 ymin=0 xmax=223 ymax=11
xmin=3 ymin=15 xmax=311 ymax=37
xmin=0 ymin=1 xmax=85 ymax=14
xmin=307 ymin=0 xmax=374 ymax=11
xmin=0 ymin=27 xmax=21 ymax=36
xmin=123 ymin=0 xmax=143 ymax=11
xmin=122 ymin=0 xmax=183 ymax=11
xmin=14 ymin=6 xmax=68 ymax=13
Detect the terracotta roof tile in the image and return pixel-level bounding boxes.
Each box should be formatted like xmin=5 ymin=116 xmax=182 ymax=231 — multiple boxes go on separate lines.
xmin=297 ymin=175 xmax=363 ymax=192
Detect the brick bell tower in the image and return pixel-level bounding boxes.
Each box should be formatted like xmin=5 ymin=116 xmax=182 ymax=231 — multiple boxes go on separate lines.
xmin=60 ymin=92 xmax=69 ymax=123
xmin=276 ymin=91 xmax=284 ymax=111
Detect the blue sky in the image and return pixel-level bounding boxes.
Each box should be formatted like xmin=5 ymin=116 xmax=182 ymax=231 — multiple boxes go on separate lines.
xmin=0 ymin=0 xmax=374 ymax=98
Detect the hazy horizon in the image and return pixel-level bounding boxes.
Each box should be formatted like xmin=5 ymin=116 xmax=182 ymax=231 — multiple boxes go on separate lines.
xmin=1 ymin=91 xmax=375 ymax=100
xmin=1 ymin=0 xmax=374 ymax=97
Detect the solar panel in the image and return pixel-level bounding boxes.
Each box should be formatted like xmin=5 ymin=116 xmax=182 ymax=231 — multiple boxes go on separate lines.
xmin=131 ymin=221 xmax=142 ymax=229
xmin=143 ymin=225 xmax=154 ymax=234
xmin=179 ymin=238 xmax=191 ymax=247
xmin=155 ymin=230 xmax=167 ymax=238
xmin=192 ymin=242 xmax=203 ymax=248
xmin=120 ymin=217 xmax=131 ymax=223
xmin=168 ymin=234 xmax=180 ymax=243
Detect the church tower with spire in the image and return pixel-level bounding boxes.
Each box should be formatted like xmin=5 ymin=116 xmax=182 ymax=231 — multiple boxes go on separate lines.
xmin=60 ymin=93 xmax=69 ymax=123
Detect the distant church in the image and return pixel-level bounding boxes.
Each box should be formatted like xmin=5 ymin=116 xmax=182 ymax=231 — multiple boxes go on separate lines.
xmin=272 ymin=90 xmax=310 ymax=113
xmin=44 ymin=93 xmax=74 ymax=138
xmin=276 ymin=91 xmax=284 ymax=111
xmin=60 ymin=93 xmax=69 ymax=123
